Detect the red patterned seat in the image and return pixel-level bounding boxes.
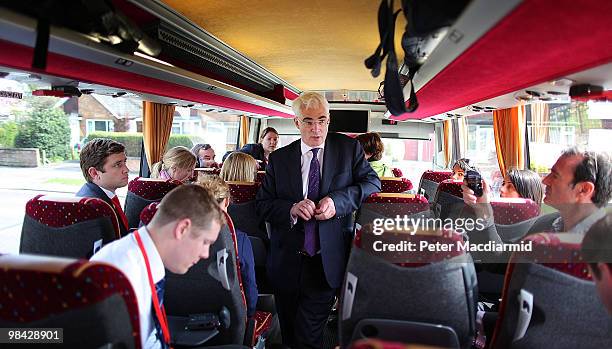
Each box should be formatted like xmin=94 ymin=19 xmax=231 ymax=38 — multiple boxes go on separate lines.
xmin=417 ymin=170 xmax=453 ymax=200
xmin=514 ymin=232 xmax=589 ymax=279
xmin=124 ymin=178 xmax=181 ymax=229
xmin=342 ymin=226 xmax=476 ymax=348
xmin=139 ymin=202 xmax=159 ymax=226
xmin=435 ymin=180 xmax=464 ymax=198
xmin=0 ymin=254 xmax=141 ymax=348
xmin=380 ymin=177 xmax=413 ymax=193
xmin=391 ymin=168 xmax=403 ymax=178
xmin=363 ymin=193 xmax=429 ymax=218
xmin=432 ymin=180 xmax=465 ymax=220
xmin=490 ymin=197 xmax=541 ymax=225
xmin=255 ymin=171 xmax=266 ymax=183
xmin=355 ymin=226 xmax=465 ymax=265
xmin=490 ymin=233 xmax=612 ymax=347
xmin=21 ymin=195 xmax=120 ymax=258
xmin=227 ymin=181 xmax=261 ymax=204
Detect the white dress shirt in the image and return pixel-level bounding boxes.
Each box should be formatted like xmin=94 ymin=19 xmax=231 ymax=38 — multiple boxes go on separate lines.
xmin=91 ymin=226 xmax=165 ymax=349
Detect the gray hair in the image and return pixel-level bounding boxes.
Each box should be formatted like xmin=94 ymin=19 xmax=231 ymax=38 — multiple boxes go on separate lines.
xmin=292 ymin=91 xmax=329 ymax=118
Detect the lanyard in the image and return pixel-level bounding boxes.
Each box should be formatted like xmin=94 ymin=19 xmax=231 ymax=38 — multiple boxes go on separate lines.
xmin=134 ymin=230 xmax=172 ymax=348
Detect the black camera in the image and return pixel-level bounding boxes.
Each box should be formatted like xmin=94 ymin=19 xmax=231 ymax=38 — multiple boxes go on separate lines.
xmin=465 ymin=170 xmax=483 ymax=197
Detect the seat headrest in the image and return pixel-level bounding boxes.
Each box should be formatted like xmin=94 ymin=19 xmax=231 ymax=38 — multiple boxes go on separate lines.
xmin=436 ymin=180 xmax=464 ymax=198
xmin=364 ymin=193 xmax=429 ymax=217
xmin=514 ymin=232 xmax=590 ymax=280
xmin=421 ymin=170 xmax=453 ymax=183
xmin=380 ymin=177 xmax=413 ymax=193
xmin=0 ymin=254 xmax=140 ymax=345
xmin=25 ymin=195 xmax=120 ymax=237
xmin=127 ymin=177 xmax=181 ymax=200
xmin=490 ymin=198 xmax=540 ymax=225
xmin=227 ymin=181 xmax=261 ymax=204
xmin=355 ymin=226 xmax=465 ymax=266
xmin=139 ymin=202 xmax=159 ymax=226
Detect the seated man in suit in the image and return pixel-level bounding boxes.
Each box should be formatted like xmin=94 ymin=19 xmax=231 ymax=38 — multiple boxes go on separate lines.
xmin=582 ymin=213 xmax=612 ymax=315
xmin=257 ymin=91 xmax=380 ymax=348
xmin=463 ymin=147 xmax=612 ymax=245
xmin=77 ymin=138 xmax=130 ymax=236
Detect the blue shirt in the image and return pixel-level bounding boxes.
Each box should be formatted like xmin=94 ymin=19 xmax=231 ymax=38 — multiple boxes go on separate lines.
xmin=236 ymin=228 xmax=258 ymax=317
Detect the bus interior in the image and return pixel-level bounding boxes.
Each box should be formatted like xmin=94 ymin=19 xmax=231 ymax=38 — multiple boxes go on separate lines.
xmin=0 ymin=0 xmax=611 ymax=348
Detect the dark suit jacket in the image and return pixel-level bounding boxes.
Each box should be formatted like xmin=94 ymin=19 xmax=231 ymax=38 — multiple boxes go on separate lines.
xmin=239 ymin=143 xmax=266 ymax=167
xmin=76 ymin=182 xmax=129 ymax=236
xmin=256 ymin=133 xmax=380 ymax=289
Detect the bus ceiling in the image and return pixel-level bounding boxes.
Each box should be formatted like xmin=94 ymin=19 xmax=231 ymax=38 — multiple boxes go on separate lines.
xmin=0 ymin=0 xmax=611 ymax=121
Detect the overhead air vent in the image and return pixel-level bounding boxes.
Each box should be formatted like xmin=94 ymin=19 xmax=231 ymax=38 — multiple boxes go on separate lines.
xmin=144 ymin=20 xmax=295 ymax=95
xmin=514 ymin=90 xmax=569 ymax=103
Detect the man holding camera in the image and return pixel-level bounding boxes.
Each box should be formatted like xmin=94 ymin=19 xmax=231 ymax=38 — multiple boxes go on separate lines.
xmin=462 ymin=147 xmax=612 ymax=243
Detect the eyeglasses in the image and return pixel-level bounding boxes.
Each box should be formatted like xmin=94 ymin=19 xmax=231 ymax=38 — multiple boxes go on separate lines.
xmin=298 ymin=118 xmax=330 ymax=127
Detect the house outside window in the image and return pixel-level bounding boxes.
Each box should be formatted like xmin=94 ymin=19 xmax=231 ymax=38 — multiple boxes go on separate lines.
xmin=86 ymin=119 xmax=114 ymax=134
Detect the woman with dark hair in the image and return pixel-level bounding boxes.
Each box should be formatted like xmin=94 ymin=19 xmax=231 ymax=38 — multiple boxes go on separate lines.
xmin=238 ymin=127 xmax=279 ymax=169
xmin=501 ymin=168 xmax=544 ymax=203
xmin=452 ymin=158 xmax=474 ymax=181
xmin=356 ymin=132 xmax=393 ymax=177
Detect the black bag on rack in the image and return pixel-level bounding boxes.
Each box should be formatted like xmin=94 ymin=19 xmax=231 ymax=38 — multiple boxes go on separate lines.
xmin=365 ymin=0 xmax=470 ymax=116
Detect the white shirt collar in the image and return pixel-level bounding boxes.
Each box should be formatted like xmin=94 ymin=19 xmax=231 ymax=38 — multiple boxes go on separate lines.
xmin=99 ymin=185 xmax=116 ymax=200
xmin=300 ymin=140 xmax=325 ymax=155
xmin=136 ymin=226 xmax=165 ymax=283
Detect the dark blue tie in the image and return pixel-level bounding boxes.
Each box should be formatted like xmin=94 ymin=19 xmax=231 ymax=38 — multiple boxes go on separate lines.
xmin=152 ymin=277 xmax=169 ymax=349
xmin=304 ymin=148 xmax=321 ymax=256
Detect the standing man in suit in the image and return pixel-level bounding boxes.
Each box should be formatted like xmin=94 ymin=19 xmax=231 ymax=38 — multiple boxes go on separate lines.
xmin=257 ymin=92 xmax=380 ymax=348
xmin=77 ymin=138 xmax=130 ymax=236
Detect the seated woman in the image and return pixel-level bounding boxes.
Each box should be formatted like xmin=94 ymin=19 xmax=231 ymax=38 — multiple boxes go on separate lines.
xmin=150 ymin=146 xmax=196 ymax=182
xmin=452 ymin=158 xmax=474 ymax=181
xmin=238 ymin=127 xmax=279 ymax=169
xmin=220 ymin=152 xmax=258 ymax=182
xmin=191 ymin=143 xmax=218 ymax=168
xmin=198 ymin=175 xmax=258 ymax=318
xmin=356 ymin=132 xmax=393 ymax=177
xmin=500 ymin=168 xmax=543 ymax=203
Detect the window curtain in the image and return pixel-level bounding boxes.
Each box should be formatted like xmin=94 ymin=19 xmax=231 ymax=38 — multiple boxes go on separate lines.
xmin=142 ymin=101 xmax=175 ymax=168
xmin=493 ymin=105 xmax=526 ymax=177
xmin=530 ymin=103 xmax=550 ymax=143
xmin=457 ymin=117 xmax=468 ymax=158
xmin=239 ymin=115 xmax=249 ymax=148
xmin=443 ymin=120 xmax=453 ymax=168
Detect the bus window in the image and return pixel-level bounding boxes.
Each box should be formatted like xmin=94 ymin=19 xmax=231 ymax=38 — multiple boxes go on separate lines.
xmin=464 ymin=113 xmax=500 ymax=183
xmin=381 ymin=137 xmax=434 ymax=185
xmin=170 ymin=107 xmax=240 ymax=159
xmin=528 ymin=101 xmax=612 ymax=176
